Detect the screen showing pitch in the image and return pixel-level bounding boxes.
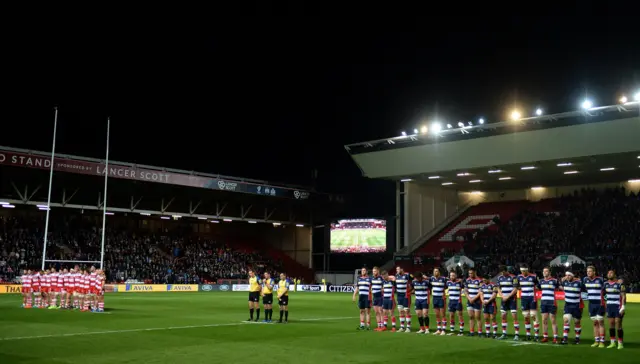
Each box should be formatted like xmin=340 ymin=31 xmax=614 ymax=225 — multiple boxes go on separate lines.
xmin=330 ymin=218 xmax=386 ymax=253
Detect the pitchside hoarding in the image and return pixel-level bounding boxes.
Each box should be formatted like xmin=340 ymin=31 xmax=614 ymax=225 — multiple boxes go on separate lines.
xmin=0 ymin=148 xmax=312 ymax=200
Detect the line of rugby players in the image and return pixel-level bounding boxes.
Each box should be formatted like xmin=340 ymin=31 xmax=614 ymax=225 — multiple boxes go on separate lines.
xmin=20 ymin=266 xmax=106 ymax=312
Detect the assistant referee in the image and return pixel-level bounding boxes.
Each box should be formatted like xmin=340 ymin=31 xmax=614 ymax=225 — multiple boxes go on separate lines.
xmin=277 ymin=273 xmax=290 ymax=323
xmin=247 ymin=270 xmax=262 ymax=322
xmin=261 ymin=272 xmax=275 ymax=322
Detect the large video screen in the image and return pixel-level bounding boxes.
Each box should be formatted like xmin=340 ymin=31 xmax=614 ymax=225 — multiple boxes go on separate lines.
xmin=330 ymin=218 xmax=386 ymax=253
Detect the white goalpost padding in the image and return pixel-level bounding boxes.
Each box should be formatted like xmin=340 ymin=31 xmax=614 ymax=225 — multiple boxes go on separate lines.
xmin=40 ymin=111 xmax=109 ymax=271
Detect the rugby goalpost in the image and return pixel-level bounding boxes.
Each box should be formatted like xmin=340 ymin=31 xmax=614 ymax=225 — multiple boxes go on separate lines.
xmin=40 ymin=109 xmax=110 ymax=270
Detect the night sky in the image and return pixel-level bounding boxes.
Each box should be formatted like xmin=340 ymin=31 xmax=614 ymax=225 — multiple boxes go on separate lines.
xmin=2 ymin=17 xmax=638 ymax=216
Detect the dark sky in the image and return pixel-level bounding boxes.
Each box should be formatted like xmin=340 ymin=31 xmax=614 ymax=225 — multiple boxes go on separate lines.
xmin=1 ymin=16 xmax=638 ymax=216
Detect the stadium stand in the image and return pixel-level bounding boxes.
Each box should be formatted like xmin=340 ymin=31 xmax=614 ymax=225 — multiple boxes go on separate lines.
xmin=0 ymin=213 xmax=313 ymax=284
xmin=407 ymin=187 xmax=640 ymax=291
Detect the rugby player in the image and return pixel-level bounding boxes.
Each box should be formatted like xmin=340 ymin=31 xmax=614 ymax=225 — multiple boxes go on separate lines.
xmin=276 ymin=273 xmax=290 ymax=323
xmin=517 ymin=265 xmax=540 ymax=341
xmin=560 ymin=271 xmax=583 ymax=345
xmin=394 ymin=267 xmax=412 ymax=332
xmin=247 ymin=269 xmax=262 ymax=321
xmin=371 ymin=267 xmax=384 ymax=330
xmin=497 ymin=265 xmax=520 ymax=340
xmin=94 ymin=269 xmax=106 ymax=312
xmin=82 ymin=270 xmax=92 ymax=312
xmin=73 ymin=266 xmax=83 ymax=309
xmin=430 ymin=268 xmax=447 ymax=335
xmin=381 ymin=271 xmax=395 ymax=331
xmin=261 ymin=272 xmax=275 ymax=323
xmin=89 ymin=266 xmax=99 ymax=311
xmin=538 ymin=267 xmax=560 ymax=343
xmin=32 ymin=270 xmax=41 ymax=308
xmin=412 ymin=272 xmax=430 ymax=334
xmin=48 ymin=268 xmax=60 ymax=309
xmin=583 ymin=265 xmax=606 ymax=347
xmin=352 ymin=267 xmax=372 ymax=330
xmin=63 ymin=268 xmax=73 ymax=309
xmin=465 ymin=268 xmax=482 ymax=336
xmin=55 ymin=267 xmax=64 ymax=308
xmin=21 ymin=269 xmax=32 ymax=308
xmin=447 ymin=271 xmax=464 ymax=336
xmin=604 ymin=270 xmax=625 ymax=349
xmin=480 ymin=277 xmax=499 ymax=338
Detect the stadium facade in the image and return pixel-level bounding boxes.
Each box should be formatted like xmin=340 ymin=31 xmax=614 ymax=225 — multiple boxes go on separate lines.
xmin=345 ymin=102 xmax=640 ymax=260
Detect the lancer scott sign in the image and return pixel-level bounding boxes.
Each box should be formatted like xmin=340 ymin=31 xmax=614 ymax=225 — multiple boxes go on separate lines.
xmin=328 ymin=285 xmax=355 ymax=293
xmin=0 ymin=148 xmax=314 ymax=201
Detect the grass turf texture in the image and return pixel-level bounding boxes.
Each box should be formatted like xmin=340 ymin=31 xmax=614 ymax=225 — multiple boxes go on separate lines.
xmin=0 ymin=293 xmax=637 ymax=364
xmin=330 ymin=228 xmax=386 ymax=251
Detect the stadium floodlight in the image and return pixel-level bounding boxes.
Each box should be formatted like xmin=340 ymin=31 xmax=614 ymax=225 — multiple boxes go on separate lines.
xmin=400 ymin=178 xmax=412 ymax=182
xmin=401 ymin=131 xmax=407 ymax=136
xmin=447 ymin=123 xmax=452 ymax=129
xmin=223 ymin=219 xmax=232 ymax=222
xmin=635 ymin=92 xmax=640 ymax=101
xmin=619 ymin=96 xmax=628 ymax=104
xmin=210 ymin=220 xmax=219 ymax=223
xmin=535 ymin=108 xmax=543 ymax=116
xmin=160 ymin=216 xmax=170 ymax=220
xmin=197 ymin=217 xmax=207 ymax=220
xmin=457 ymin=122 xmax=464 ymax=127
xmin=478 ymin=118 xmax=485 ymax=124
xmin=104 ymin=212 xmax=114 ymax=215
xmin=488 ymin=169 xmax=502 ymax=173
xmin=499 ymin=177 xmax=512 ymax=180
xmin=600 ymin=167 xmax=615 ymax=171
xmin=557 ymin=162 xmax=572 ymax=167
xmin=37 ymin=204 xmax=48 ymax=208
xmin=171 ymin=214 xmax=181 ymax=218
xmin=441 ymin=182 xmax=453 ymax=185
xmin=0 ymin=201 xmax=8 ymax=205
xmin=531 ymin=186 xmax=544 ymax=190
xmin=582 ymin=99 xmax=593 ymax=109
xmin=629 ymin=179 xmax=640 ymax=183
xmin=510 ymin=110 xmax=521 ymax=121
xmin=457 ymin=172 xmax=470 ymax=176
xmin=38 ymin=207 xmax=50 ymax=211
xmin=564 ymin=170 xmax=579 ymax=174
xmin=413 ymin=128 xmax=419 ymax=134
xmin=469 ymin=179 xmax=482 ymax=183
xmin=521 ymin=166 xmax=536 ymax=170
xmin=2 ymin=204 xmax=15 ymax=208
xmin=428 ymin=176 xmax=440 ymax=179
xmin=431 ymin=122 xmax=442 ymax=133
xmin=248 ymin=221 xmax=257 ymax=224
xmin=420 ymin=125 xmax=428 ymax=134
xmin=140 ymin=212 xmax=151 ymax=216
xmin=296 ymin=224 xmax=304 ymax=227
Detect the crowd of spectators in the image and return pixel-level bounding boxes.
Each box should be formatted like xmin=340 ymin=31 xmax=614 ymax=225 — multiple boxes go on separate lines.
xmin=445 ymin=187 xmax=640 ymax=290
xmin=0 ymin=214 xmax=284 ymax=284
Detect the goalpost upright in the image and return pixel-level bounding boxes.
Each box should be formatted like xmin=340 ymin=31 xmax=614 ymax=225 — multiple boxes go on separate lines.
xmin=41 ymin=112 xmax=109 ymax=270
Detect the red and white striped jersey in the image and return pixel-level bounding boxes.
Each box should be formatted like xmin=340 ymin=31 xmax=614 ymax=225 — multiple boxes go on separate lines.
xmin=95 ymin=275 xmax=105 ymax=290
xmin=43 ymin=274 xmax=51 ymax=287
xmin=21 ymin=275 xmax=31 ymax=288
xmin=73 ymin=273 xmax=83 ymax=287
xmin=50 ymin=272 xmax=58 ymax=287
xmin=32 ymin=273 xmax=40 ymax=287
xmin=90 ymin=272 xmax=98 ymax=288
xmin=64 ymin=273 xmax=73 ymax=288
xmin=57 ymin=273 xmax=65 ymax=287
xmin=83 ymin=275 xmax=90 ymax=289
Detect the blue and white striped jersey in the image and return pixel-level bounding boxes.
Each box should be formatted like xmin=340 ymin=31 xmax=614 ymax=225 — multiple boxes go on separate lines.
xmin=582 ymin=276 xmax=604 ymax=305
xmin=382 ymin=280 xmax=395 ymax=299
xmin=563 ymin=279 xmax=583 ymax=306
xmin=465 ymin=277 xmax=482 ymax=301
xmin=481 ymin=283 xmax=498 ymax=303
xmin=412 ymin=279 xmax=430 ymax=301
xmin=430 ymin=276 xmax=447 ymax=299
xmin=395 ymin=273 xmax=412 ymax=297
xmin=447 ymin=279 xmax=464 ymax=302
xmin=517 ymin=274 xmax=538 ymax=300
xmin=497 ymin=274 xmax=518 ymax=299
xmin=604 ymin=281 xmax=624 ymax=307
xmin=538 ymin=278 xmax=559 ymax=303
xmin=357 ymin=276 xmax=372 ymax=296
xmin=371 ymin=275 xmax=384 ymax=297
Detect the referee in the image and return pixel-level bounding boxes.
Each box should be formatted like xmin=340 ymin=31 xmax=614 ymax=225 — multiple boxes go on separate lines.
xmin=247 ymin=270 xmax=262 ymax=322
xmin=261 ymin=272 xmax=275 ymax=322
xmin=277 ymin=273 xmax=290 ymax=323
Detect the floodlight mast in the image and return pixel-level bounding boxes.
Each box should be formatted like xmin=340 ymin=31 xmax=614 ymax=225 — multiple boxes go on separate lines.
xmin=41 ymin=107 xmax=58 ymax=270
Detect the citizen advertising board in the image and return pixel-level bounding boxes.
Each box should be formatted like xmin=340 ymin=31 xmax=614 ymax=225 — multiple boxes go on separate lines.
xmin=232 ymin=284 xmax=250 ymax=292
xmin=328 ymin=285 xmax=355 ymax=293
xmin=0 ymin=284 xmax=21 ymax=294
xmin=297 ymin=285 xmax=326 ymax=292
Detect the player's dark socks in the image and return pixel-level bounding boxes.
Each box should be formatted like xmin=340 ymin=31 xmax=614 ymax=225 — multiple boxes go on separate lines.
xmin=268 ymin=309 xmax=273 ymax=320
xmin=285 ymin=311 xmax=289 ymax=321
xmin=250 ymin=309 xmax=254 ymax=320
xmin=280 ymin=311 xmax=284 ymax=321
xmin=418 ymin=317 xmax=424 ymax=327
xmin=617 ymin=329 xmax=624 ymax=341
xmin=256 ymin=309 xmax=260 ymax=320
xmin=424 ymin=317 xmax=429 ymax=328
xmin=610 ymin=328 xmax=616 ymax=340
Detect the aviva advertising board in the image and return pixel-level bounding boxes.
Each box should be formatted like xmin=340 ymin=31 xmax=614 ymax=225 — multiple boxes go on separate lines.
xmin=110 ymin=284 xmax=199 ymax=292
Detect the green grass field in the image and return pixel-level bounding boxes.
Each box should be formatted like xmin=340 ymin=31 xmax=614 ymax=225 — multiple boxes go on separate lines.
xmin=330 ymin=228 xmax=386 ymax=252
xmin=0 ymin=293 xmax=637 ymax=364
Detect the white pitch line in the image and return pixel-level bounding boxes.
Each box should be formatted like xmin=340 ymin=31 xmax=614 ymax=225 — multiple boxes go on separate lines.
xmin=0 ymin=317 xmax=356 ymax=341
